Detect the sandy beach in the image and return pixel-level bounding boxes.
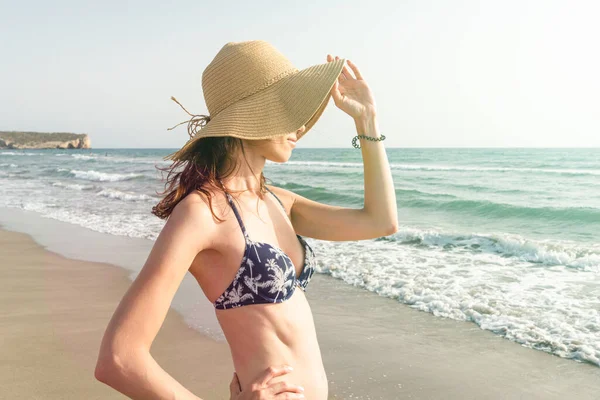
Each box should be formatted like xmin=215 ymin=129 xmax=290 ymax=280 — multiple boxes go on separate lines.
xmin=3 ymin=0 xmax=600 ymax=398
xmin=0 ymin=228 xmax=235 ymax=399
xmin=1 ymin=216 xmax=599 ymax=399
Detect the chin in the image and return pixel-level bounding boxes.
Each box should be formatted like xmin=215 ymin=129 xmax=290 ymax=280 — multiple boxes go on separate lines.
xmin=269 ymin=154 xmax=291 ymax=163
xmin=269 ymin=151 xmax=292 ymax=163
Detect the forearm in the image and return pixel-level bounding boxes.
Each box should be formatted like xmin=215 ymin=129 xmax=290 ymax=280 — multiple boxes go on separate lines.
xmin=98 ymin=351 xmax=203 ymax=400
xmin=354 ymin=114 xmax=398 ymax=232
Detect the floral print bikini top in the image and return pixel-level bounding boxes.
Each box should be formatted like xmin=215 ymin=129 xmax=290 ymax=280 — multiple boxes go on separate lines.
xmin=213 ymin=186 xmax=317 ymax=310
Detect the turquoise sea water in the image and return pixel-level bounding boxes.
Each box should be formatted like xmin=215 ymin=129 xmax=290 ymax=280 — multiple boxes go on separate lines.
xmin=1 ymin=147 xmax=599 ymax=366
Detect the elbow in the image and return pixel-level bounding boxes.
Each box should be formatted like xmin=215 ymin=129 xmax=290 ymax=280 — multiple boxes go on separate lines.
xmin=384 ymin=221 xmax=399 ymax=236
xmin=94 ymin=353 xmax=120 ymax=384
xmin=94 ymin=351 xmax=130 ymax=385
xmin=95 ymin=346 xmax=149 ymax=385
xmin=94 ymin=363 xmax=113 ymax=384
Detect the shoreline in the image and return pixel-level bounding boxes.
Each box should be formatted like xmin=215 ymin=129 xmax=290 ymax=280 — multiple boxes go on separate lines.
xmin=1 ymin=207 xmax=599 ymax=399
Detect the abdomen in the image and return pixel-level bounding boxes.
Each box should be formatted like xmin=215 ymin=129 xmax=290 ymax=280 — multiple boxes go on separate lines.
xmin=216 ymin=289 xmax=328 ymax=399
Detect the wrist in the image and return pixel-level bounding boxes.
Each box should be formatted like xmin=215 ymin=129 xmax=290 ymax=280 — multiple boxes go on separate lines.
xmin=353 ymin=110 xmax=377 ymax=123
xmin=353 ymin=114 xmax=379 ymax=138
xmin=353 ymin=106 xmax=377 ymax=122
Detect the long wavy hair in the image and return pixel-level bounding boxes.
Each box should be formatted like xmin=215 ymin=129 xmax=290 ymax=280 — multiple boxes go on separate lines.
xmin=151 ymin=136 xmax=270 ymax=221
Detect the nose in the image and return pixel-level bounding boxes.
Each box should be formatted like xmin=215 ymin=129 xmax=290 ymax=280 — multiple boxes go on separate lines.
xmin=297 ymin=125 xmax=306 ymax=134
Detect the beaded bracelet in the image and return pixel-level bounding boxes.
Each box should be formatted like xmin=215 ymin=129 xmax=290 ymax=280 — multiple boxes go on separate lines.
xmin=352 ymin=134 xmax=386 ymax=149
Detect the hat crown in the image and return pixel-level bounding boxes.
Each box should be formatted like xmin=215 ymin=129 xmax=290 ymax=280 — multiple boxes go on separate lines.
xmin=202 ymin=40 xmax=299 ymax=116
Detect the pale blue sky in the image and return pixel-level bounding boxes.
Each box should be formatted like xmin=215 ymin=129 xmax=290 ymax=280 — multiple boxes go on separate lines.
xmin=1 ymin=0 xmax=599 ymax=148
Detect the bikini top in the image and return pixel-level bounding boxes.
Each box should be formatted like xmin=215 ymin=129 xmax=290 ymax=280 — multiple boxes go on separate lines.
xmin=213 ymin=186 xmax=317 ymax=310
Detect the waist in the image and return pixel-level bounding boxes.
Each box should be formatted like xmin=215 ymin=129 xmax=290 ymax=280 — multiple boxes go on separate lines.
xmin=216 ymin=294 xmax=327 ymax=397
xmin=232 ymin=345 xmax=328 ymax=400
xmin=231 ymin=327 xmax=328 ymax=399
xmin=238 ymin=357 xmax=328 ymax=399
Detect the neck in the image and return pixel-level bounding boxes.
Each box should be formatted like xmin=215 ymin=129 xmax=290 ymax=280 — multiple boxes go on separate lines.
xmin=219 ymin=163 xmax=265 ymax=197
xmin=217 ymin=141 xmax=271 ymax=196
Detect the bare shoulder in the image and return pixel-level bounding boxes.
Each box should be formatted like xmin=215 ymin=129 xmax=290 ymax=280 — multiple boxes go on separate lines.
xmin=165 ymin=188 xmax=227 ymax=252
xmin=176 ymin=187 xmax=225 ymax=216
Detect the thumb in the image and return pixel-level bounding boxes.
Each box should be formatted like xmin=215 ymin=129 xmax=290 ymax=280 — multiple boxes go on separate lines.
xmin=330 ymin=79 xmax=342 ymax=104
xmin=229 ymin=372 xmax=241 ymax=396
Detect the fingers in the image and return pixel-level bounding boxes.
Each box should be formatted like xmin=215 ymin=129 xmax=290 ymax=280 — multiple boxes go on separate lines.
xmin=269 ymin=380 xmax=305 ymax=395
xmin=335 ymin=56 xmax=351 ymax=80
xmin=259 ymin=365 xmax=294 ymax=386
xmin=275 ymin=394 xmax=305 ymax=399
xmin=330 ymin=79 xmax=342 ymax=104
xmin=347 ymin=59 xmax=363 ymax=80
xmin=229 ymin=372 xmax=241 ymax=397
xmin=328 ymin=54 xmax=351 ymax=81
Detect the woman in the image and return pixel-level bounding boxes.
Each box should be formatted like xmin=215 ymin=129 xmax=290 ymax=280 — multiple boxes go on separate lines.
xmin=95 ymin=40 xmax=397 ymax=399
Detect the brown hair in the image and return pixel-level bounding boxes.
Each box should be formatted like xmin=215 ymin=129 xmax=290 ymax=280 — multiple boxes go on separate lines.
xmin=152 ymin=136 xmax=269 ymax=221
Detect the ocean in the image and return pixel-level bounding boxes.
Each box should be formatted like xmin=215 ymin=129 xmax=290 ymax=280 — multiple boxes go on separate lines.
xmin=1 ymin=147 xmax=598 ymax=367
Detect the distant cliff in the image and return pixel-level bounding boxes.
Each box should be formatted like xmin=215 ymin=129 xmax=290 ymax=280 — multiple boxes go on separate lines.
xmin=0 ymin=131 xmax=91 ymax=149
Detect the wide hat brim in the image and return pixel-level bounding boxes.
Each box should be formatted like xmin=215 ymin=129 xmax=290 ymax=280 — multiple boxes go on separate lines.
xmin=164 ymin=57 xmax=346 ymax=162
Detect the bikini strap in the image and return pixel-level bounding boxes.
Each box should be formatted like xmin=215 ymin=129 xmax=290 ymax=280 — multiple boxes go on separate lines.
xmin=265 ymin=186 xmax=286 ymax=212
xmin=220 ymin=181 xmax=284 ymax=238
xmin=220 ymin=182 xmax=249 ymax=239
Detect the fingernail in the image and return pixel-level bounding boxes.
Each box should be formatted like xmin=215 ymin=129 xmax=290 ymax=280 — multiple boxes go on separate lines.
xmin=298 ymin=385 xmax=305 ymax=392
xmin=285 ymin=365 xmax=293 ymax=371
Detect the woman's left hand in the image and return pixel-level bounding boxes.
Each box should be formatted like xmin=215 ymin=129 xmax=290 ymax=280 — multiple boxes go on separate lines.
xmin=327 ymin=54 xmax=377 ymax=120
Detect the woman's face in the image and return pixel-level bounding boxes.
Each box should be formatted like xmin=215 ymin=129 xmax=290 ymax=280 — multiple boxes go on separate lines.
xmin=246 ymin=125 xmax=306 ymax=163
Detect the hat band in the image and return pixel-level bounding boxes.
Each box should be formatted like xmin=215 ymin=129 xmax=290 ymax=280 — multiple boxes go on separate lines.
xmin=166 ymin=96 xmax=211 ymax=139
xmin=167 ymin=66 xmax=299 ymax=140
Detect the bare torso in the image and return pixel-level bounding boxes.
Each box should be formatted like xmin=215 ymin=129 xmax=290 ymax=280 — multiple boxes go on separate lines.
xmin=187 ymin=188 xmax=328 ymax=399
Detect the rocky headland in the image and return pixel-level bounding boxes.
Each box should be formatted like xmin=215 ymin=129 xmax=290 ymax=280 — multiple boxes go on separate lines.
xmin=0 ymin=131 xmax=91 ymax=149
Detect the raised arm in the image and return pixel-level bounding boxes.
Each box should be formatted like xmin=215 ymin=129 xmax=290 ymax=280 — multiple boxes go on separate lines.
xmin=265 ymin=115 xmax=397 ymax=242
xmin=94 ymin=193 xmax=214 ymax=400
xmin=273 ymin=55 xmax=397 ymax=242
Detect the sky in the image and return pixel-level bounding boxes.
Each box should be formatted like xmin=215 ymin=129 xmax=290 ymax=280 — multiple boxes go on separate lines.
xmin=1 ymin=0 xmax=599 ymax=148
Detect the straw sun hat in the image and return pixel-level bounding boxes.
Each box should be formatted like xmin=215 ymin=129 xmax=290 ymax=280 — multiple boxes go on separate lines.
xmin=164 ymin=40 xmax=346 ymax=162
